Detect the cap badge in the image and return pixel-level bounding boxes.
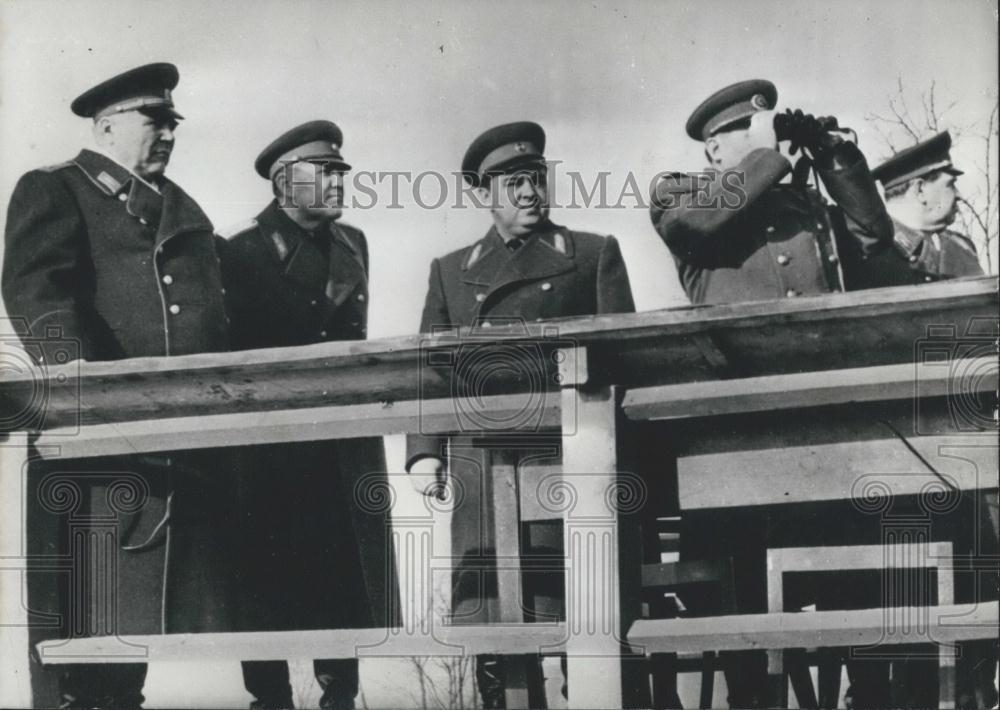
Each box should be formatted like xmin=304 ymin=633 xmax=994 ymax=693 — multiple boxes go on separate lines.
xmin=515 ymin=142 xmax=526 ymax=152
xmin=751 ymin=93 xmax=768 ymax=110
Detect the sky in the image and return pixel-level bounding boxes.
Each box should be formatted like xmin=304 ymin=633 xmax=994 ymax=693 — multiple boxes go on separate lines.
xmin=1 ymin=0 xmax=998 ymax=706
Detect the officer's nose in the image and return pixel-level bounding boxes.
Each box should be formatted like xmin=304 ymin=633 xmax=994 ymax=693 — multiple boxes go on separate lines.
xmin=516 ymin=178 xmax=538 ymax=202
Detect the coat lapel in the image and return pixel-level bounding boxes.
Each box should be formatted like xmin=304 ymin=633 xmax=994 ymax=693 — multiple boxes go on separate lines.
xmin=326 ymin=223 xmax=366 ymax=308
xmin=461 ymin=228 xmax=505 ymax=286
xmin=155 ymin=181 xmax=214 ymax=249
xmin=484 ymin=223 xmax=576 ymax=297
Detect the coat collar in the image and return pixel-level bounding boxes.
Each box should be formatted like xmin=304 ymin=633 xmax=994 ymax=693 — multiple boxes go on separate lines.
xmin=891 ymin=218 xmax=928 ymax=257
xmin=72 ymin=149 xmax=213 ymax=246
xmin=254 ymin=201 xmax=365 ymax=304
xmin=461 ymin=222 xmax=576 ymax=288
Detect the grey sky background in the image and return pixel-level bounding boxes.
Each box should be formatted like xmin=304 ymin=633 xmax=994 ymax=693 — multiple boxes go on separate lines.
xmin=2 ymin=0 xmax=998 ymax=337
xmin=1 ymin=0 xmax=998 ymax=707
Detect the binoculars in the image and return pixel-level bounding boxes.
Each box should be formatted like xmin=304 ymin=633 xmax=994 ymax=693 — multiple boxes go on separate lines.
xmin=773 ymin=109 xmax=842 ymax=143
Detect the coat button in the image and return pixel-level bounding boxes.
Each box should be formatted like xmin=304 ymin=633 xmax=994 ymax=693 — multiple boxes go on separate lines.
xmin=139 ymin=217 xmax=148 ymax=226
xmin=540 ymin=282 xmax=552 ymax=291
xmin=816 ymin=222 xmax=824 ymax=230
xmin=786 ymin=289 xmax=799 ymax=298
xmin=909 ymin=255 xmax=919 ymax=263
xmin=168 ymin=304 xmax=181 ymax=315
xmin=117 ymin=193 xmax=128 ymax=202
xmin=766 ymin=226 xmax=776 ymax=234
xmin=310 ymin=299 xmax=318 ymax=306
xmin=220 ymin=287 xmax=226 ymax=295
xmin=924 ymin=275 xmax=933 ymax=282
xmin=481 ymin=321 xmax=492 ymax=328
xmin=320 ymin=330 xmax=328 ymax=337
xmin=475 ymin=293 xmax=486 ymax=302
xmin=776 ymin=254 xmax=790 ymax=266
xmin=356 ymin=293 xmax=365 ymax=302
xmin=827 ymin=254 xmax=839 ymax=264
xmin=162 ymin=274 xmax=173 ymax=285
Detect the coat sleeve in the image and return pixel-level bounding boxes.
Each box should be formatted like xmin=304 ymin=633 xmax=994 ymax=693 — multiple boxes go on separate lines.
xmin=650 ymin=148 xmax=791 ymax=268
xmin=817 ymin=141 xmax=893 ymax=257
xmin=596 ymin=235 xmax=636 ymax=314
xmin=406 ymin=257 xmax=452 ymax=470
xmin=2 ymin=170 xmax=96 ymax=362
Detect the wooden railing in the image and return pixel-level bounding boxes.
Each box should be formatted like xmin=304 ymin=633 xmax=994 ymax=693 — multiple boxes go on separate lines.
xmin=2 ymin=276 xmax=998 ymax=709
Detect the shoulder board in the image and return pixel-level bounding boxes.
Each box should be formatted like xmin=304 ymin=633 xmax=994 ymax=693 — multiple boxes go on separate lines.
xmin=945 ymin=230 xmax=979 ymax=256
xmin=37 ymin=160 xmax=74 ymax=174
xmin=216 ymin=218 xmax=258 ymax=240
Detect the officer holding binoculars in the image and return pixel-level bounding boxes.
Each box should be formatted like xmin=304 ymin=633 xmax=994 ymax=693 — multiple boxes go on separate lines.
xmin=647 ymin=79 xmax=895 ymax=708
xmin=650 ymin=78 xmax=893 ymax=306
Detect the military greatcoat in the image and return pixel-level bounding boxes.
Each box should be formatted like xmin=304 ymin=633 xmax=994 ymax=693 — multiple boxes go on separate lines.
xmin=406 ymin=222 xmax=635 ymax=624
xmin=2 ymin=150 xmax=238 ymax=662
xmin=650 ymin=142 xmax=893 ymax=305
xmin=220 ymin=200 xmax=400 ymax=633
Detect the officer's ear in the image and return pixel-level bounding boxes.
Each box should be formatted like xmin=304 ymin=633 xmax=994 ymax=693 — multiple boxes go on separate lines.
xmin=704 ymin=137 xmax=721 ymax=167
xmin=475 ymin=177 xmax=493 ymax=208
xmin=272 ymin=172 xmax=286 ymax=200
xmin=910 ymin=177 xmax=928 ymax=205
xmin=92 ymin=115 xmax=115 ymax=145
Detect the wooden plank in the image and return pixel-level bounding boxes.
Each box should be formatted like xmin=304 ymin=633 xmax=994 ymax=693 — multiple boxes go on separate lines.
xmin=31 ymin=394 xmax=561 ymax=459
xmin=35 ymin=623 xmax=570 ymax=664
xmin=627 ymin=601 xmax=998 ymax=654
xmin=678 ymin=435 xmax=998 ymax=509
xmin=624 ymin=357 xmax=998 ymax=421
xmin=2 ymin=278 xmax=995 ymax=431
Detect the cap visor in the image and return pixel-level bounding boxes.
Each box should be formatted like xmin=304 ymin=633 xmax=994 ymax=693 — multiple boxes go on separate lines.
xmin=138 ymin=106 xmax=184 ymax=121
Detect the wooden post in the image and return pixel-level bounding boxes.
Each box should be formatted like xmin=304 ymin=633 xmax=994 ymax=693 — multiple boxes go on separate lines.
xmin=490 ymin=449 xmax=531 ymax=709
xmin=0 ymin=433 xmax=31 ymax=708
xmin=560 ymin=374 xmax=643 ymax=709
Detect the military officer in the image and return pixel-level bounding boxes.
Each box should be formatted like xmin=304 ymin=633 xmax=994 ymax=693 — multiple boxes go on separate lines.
xmin=219 ymin=120 xmax=399 ymax=710
xmin=650 ymin=79 xmax=893 ymax=305
xmin=406 ymin=121 xmax=636 ymax=709
xmin=842 ymin=131 xmax=984 ymax=288
xmin=647 ymin=80 xmax=894 ymax=708
xmin=2 ymin=62 xmax=235 ymax=709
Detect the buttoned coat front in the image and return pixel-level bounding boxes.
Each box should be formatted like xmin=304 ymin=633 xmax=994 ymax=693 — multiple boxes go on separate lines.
xmin=219 ymin=202 xmax=399 ymax=633
xmin=406 ymin=222 xmax=635 ymax=624
xmin=2 ymin=149 xmax=238 ymax=658
xmin=650 ymin=143 xmax=893 ymax=305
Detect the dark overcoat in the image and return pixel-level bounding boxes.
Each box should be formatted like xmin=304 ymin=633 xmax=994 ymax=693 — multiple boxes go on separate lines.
xmin=841 ymin=217 xmax=984 ymax=289
xmin=2 ymin=150 xmax=239 ymax=654
xmin=650 ymin=143 xmax=893 ymax=305
xmin=219 ymin=200 xmax=400 ymax=631
xmin=405 ymin=222 xmax=635 ymax=623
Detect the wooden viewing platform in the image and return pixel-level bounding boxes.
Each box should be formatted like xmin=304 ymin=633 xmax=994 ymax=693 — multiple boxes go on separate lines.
xmin=2 ymin=276 xmax=998 ymax=709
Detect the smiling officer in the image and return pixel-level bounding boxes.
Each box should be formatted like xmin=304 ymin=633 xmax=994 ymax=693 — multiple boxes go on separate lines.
xmin=406 ymin=121 xmax=636 ymax=709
